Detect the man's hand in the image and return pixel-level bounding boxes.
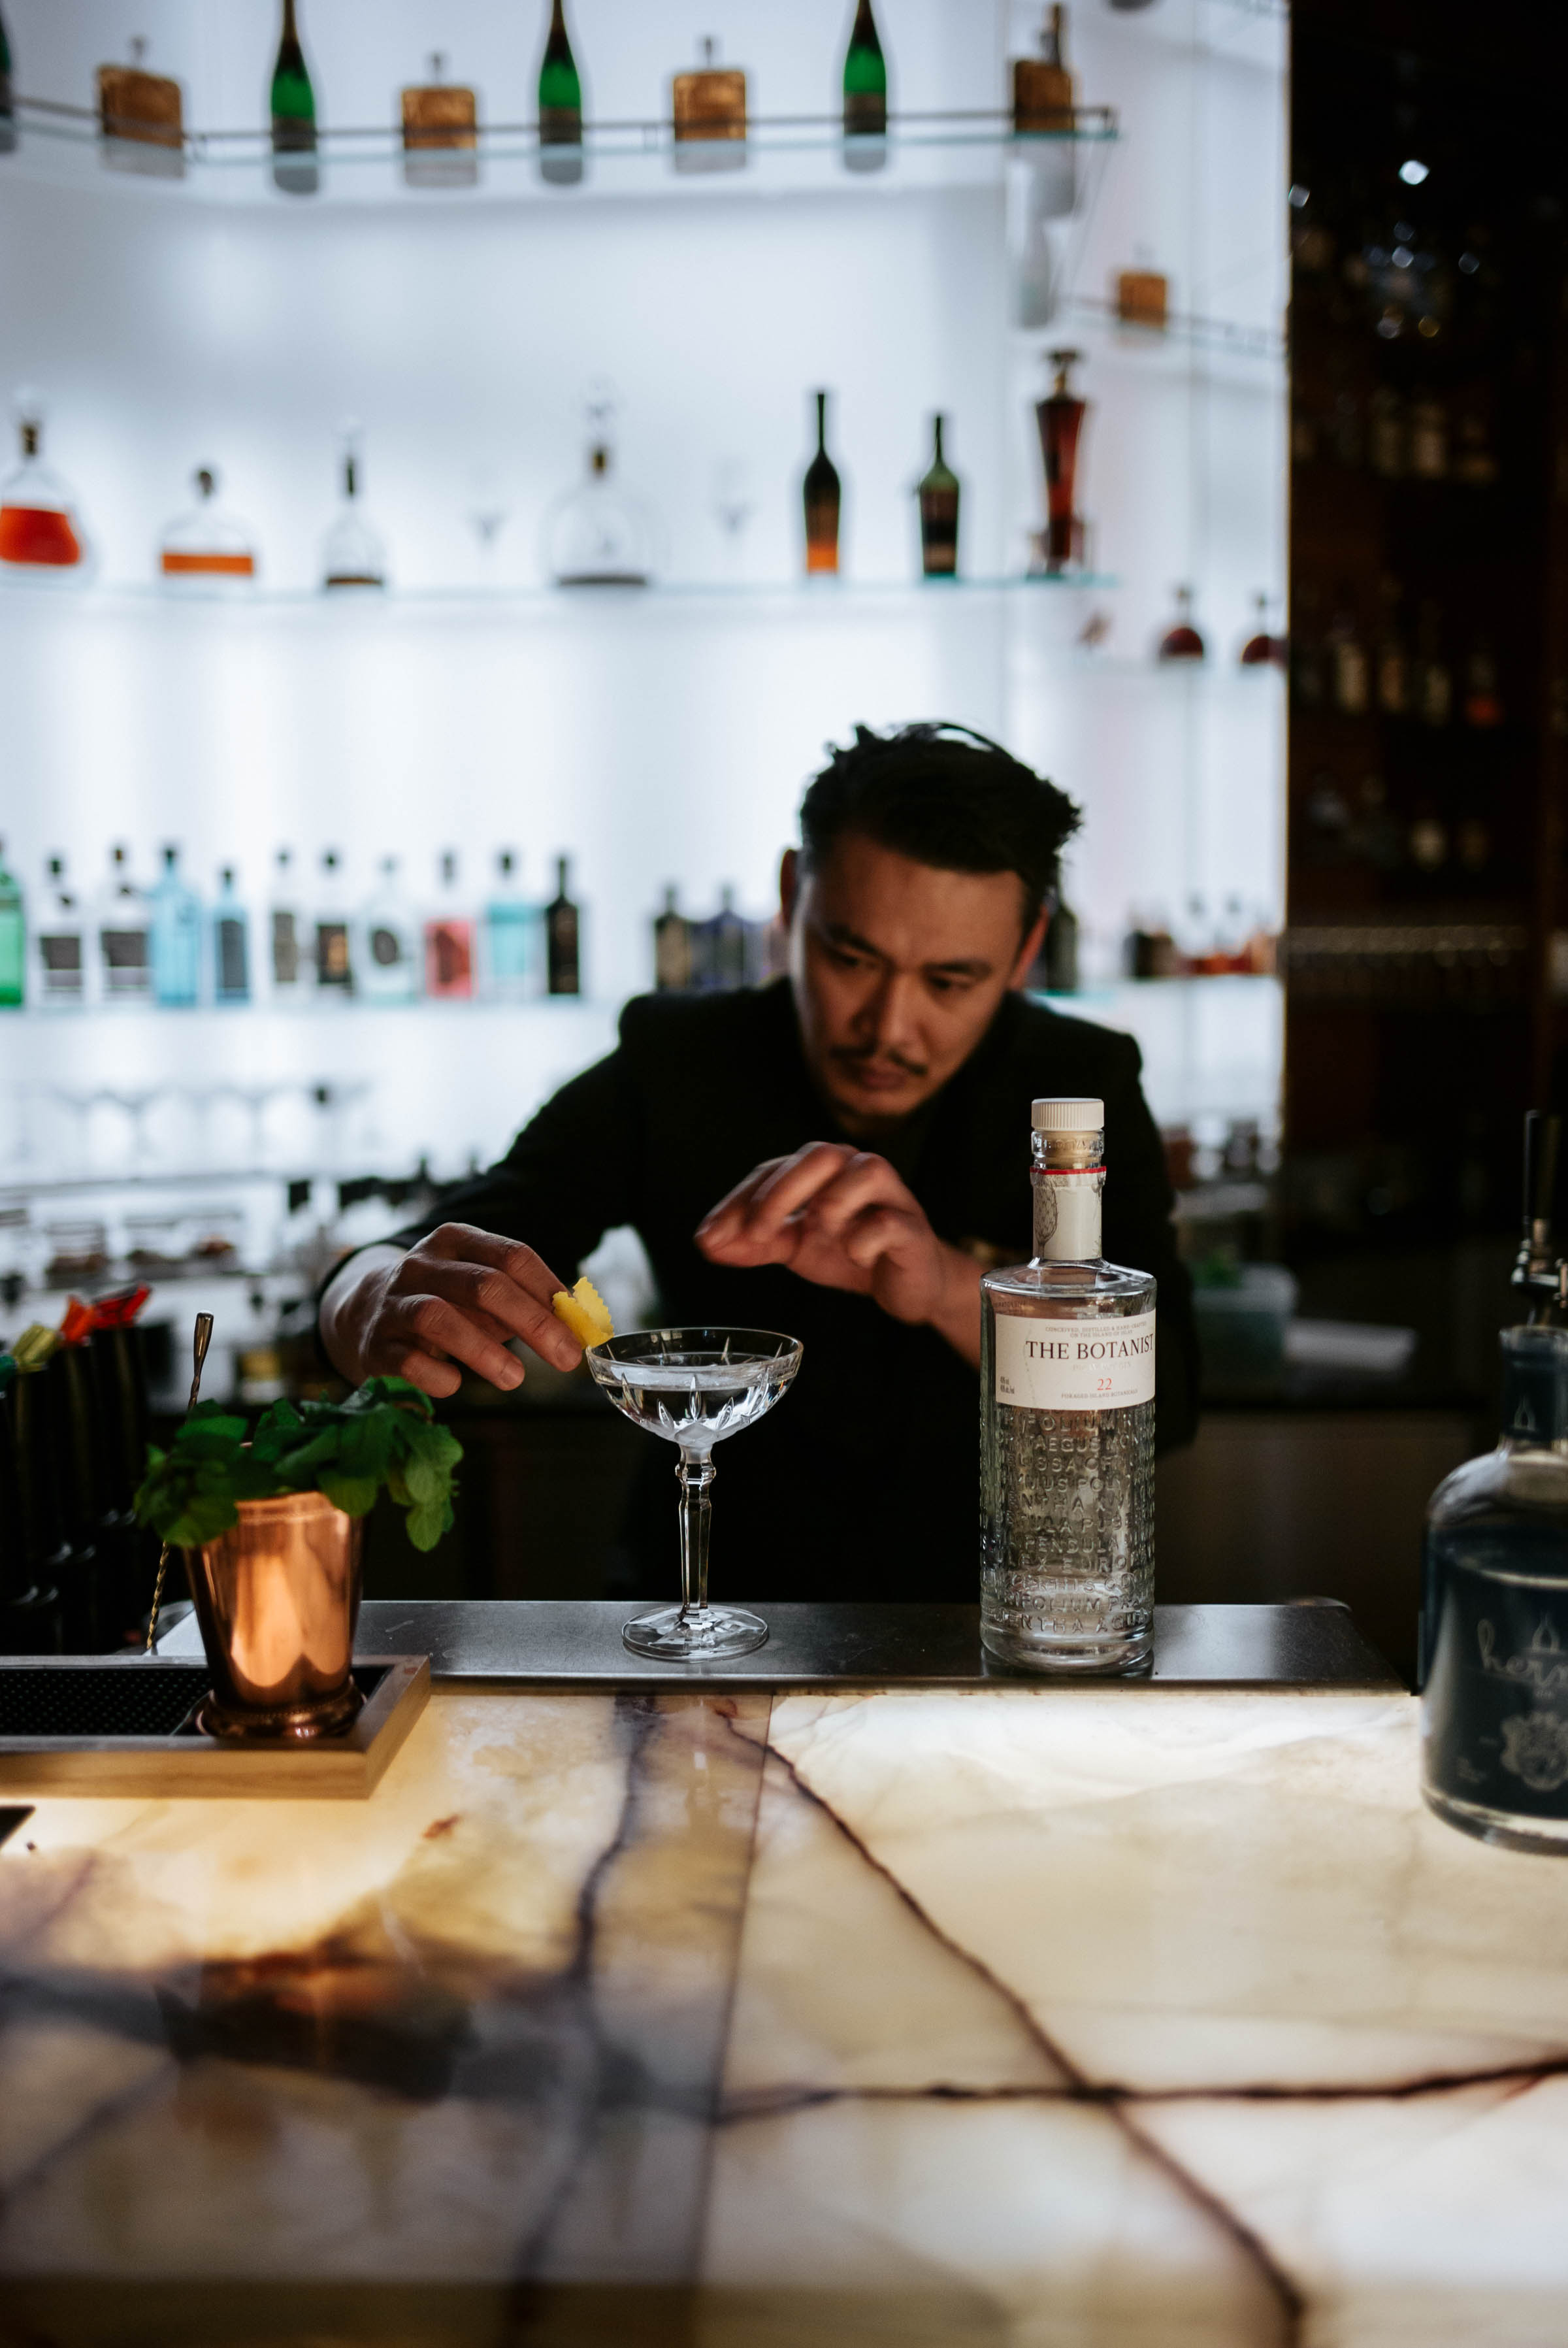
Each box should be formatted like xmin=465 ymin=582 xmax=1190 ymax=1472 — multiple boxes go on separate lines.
xmin=318 ymin=1224 xmax=585 ymax=1398
xmin=695 ymin=1144 xmax=982 ymax=1366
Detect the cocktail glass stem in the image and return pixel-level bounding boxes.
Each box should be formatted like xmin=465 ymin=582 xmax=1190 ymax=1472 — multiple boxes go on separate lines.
xmin=676 ymin=1449 xmax=713 ymax=1621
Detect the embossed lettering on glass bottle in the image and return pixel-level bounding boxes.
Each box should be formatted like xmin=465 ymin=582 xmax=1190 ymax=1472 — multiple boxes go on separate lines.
xmin=980 ymin=1097 xmax=1156 ymax=1673
xmin=1421 ymin=1325 xmax=1568 ymax=1855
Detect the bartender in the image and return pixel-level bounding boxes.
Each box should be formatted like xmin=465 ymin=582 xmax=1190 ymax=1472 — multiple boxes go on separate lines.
xmin=319 ymin=722 xmax=1197 ymax=1602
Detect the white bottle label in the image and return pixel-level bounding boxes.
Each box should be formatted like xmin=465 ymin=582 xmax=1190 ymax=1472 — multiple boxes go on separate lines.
xmin=994 ymin=1310 xmax=1156 ymax=1410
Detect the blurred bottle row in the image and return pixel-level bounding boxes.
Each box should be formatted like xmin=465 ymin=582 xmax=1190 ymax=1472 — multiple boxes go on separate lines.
xmin=0 ymin=0 xmax=1100 ymax=195
xmin=0 ymin=842 xmax=583 ymax=1010
xmin=1291 ymin=583 xmax=1504 ymax=727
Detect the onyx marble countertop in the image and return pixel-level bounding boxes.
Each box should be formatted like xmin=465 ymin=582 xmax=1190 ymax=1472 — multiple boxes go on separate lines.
xmin=1 ymin=1642 xmax=1565 ymax=2343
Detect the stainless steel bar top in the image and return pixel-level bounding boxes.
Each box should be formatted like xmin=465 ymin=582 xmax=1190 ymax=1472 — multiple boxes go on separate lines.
xmin=160 ymin=1597 xmax=1401 ymax=1689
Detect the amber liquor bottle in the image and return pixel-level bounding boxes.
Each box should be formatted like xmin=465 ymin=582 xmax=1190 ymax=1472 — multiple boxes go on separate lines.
xmin=1013 ymin=5 xmax=1075 ymax=133
xmin=917 ymin=416 xmax=960 ymax=578
xmin=1035 ymin=350 xmax=1086 ymax=576
xmin=803 ymin=391 xmax=841 ymax=577
xmin=547 ymin=857 xmax=581 ymax=995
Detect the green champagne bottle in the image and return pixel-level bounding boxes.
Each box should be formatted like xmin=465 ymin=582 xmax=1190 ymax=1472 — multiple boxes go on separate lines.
xmin=270 ymin=0 xmax=318 ymax=196
xmin=538 ymin=0 xmax=583 ymax=186
xmin=917 ymin=414 xmax=960 ymax=578
xmin=843 ymin=0 xmax=887 ymax=167
xmin=0 ymin=838 xmax=22 ymax=1006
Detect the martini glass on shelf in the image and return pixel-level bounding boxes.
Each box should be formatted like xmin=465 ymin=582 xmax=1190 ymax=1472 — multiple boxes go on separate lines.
xmin=585 ymin=1327 xmax=803 ymax=1660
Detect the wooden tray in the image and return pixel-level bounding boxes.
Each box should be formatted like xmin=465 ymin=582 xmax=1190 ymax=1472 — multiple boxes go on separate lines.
xmin=0 ymin=1656 xmax=429 ymax=1798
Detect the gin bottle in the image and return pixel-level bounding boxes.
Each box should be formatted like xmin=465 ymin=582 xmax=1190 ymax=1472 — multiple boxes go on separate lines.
xmin=1421 ymin=1325 xmax=1568 ymax=1855
xmin=980 ymin=1097 xmax=1156 ymax=1673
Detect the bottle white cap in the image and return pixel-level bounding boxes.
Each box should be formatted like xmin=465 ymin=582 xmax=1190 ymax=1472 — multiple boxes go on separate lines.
xmin=1032 ymin=1096 xmax=1104 ymax=1132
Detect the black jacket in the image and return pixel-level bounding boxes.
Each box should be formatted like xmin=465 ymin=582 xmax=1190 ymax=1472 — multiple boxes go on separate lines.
xmin=394 ymin=981 xmax=1196 ymax=1602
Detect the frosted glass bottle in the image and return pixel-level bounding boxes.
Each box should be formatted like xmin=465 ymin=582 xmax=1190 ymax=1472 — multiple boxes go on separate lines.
xmin=358 ymin=855 xmax=417 ymax=1004
xmin=150 ymin=844 xmax=201 ymax=1007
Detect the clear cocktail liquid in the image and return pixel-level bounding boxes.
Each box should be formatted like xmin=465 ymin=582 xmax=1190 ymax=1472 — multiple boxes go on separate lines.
xmin=981 ymin=1102 xmax=1156 ymax=1674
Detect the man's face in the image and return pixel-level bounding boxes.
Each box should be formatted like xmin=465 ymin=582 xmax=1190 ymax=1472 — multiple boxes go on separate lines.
xmin=783 ymin=832 xmax=1047 ymax=1137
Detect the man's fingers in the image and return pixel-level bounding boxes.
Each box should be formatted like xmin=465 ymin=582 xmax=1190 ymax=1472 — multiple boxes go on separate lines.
xmin=745 ymin=1144 xmax=862 ymax=1229
xmin=384 ymin=1291 xmax=527 ymax=1392
xmin=694 ymin=1159 xmax=789 ymax=1241
xmin=796 ymin=1155 xmax=907 ymax=1244
xmin=365 ymin=1342 xmax=463 ymax=1400
xmin=841 ymin=1203 xmax=921 ymax=1268
xmin=418 ymin=1224 xmax=570 ymax=1307
xmin=399 ymin=1244 xmax=580 ymax=1369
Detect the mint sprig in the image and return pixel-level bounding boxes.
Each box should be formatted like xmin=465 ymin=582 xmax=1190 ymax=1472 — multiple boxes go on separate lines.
xmin=134 ymin=1377 xmax=463 ymax=1553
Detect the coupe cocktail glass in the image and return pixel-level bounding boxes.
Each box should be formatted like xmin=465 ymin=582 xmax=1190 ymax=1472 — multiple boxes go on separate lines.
xmin=585 ymin=1327 xmax=803 ymax=1660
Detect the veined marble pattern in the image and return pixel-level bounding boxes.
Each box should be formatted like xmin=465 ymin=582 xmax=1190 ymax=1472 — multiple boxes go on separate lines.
xmin=2 ymin=1684 xmax=1567 ymax=2345
xmin=704 ymin=1689 xmax=1568 ymax=2348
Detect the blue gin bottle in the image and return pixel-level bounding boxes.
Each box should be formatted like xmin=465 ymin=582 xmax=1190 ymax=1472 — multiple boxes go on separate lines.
xmin=1421 ymin=1325 xmax=1568 ymax=1853
xmin=150 ymin=843 xmax=201 ymax=1006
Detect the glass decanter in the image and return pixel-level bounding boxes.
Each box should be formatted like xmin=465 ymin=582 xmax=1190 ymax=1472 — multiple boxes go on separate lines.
xmin=159 ymin=467 xmax=257 ymax=587
xmin=321 ymin=431 xmax=388 ymax=591
xmin=0 ymin=395 xmax=90 ymax=578
xmin=546 ymin=393 xmax=657 ymax=586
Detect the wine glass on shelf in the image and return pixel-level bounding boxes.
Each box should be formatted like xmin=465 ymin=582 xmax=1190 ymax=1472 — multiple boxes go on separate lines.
xmin=585 ymin=1327 xmax=803 ymax=1660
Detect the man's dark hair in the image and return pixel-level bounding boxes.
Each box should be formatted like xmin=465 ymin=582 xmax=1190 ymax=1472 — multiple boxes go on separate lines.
xmin=798 ymin=721 xmax=1081 ymax=919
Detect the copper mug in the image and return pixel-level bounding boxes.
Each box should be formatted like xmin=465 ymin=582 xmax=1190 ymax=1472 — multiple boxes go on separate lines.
xmin=184 ymin=1491 xmax=363 ymax=1741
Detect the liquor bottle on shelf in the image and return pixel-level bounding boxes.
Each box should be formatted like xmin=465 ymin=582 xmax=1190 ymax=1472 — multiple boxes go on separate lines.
xmin=271 ymin=0 xmax=318 ymax=197
xmin=653 ymin=885 xmax=693 ymax=993
xmin=401 ymin=52 xmax=478 ymax=189
xmin=1375 ymin=580 xmax=1409 ymax=716
xmin=842 ymin=0 xmax=887 ymax=171
xmin=702 ymin=887 xmax=749 ymax=991
xmin=1327 ymin=597 xmax=1369 ymax=715
xmin=97 ymin=844 xmax=151 ymax=1004
xmin=0 ymin=7 xmax=14 ymax=156
xmin=150 ymin=845 xmax=201 ymax=1008
xmin=0 ymin=395 xmax=89 ymax=576
xmin=1288 ymin=586 xmax=1324 ymax=708
xmin=1013 ymin=5 xmax=1075 ymax=133
xmin=314 ymin=849 xmax=353 ymax=997
xmin=1409 ymin=393 xmax=1448 ymax=481
xmin=980 ymin=1095 xmax=1156 ymax=1675
xmin=1453 ymin=402 xmax=1498 ymax=486
xmin=1034 ymin=350 xmax=1086 ymax=577
xmin=1239 ymin=591 xmax=1286 ymax=667
xmin=269 ymin=846 xmax=308 ymax=996
xmin=1042 ymin=893 xmax=1079 ymax=992
xmin=546 ymin=857 xmax=581 ymax=996
xmin=917 ymin=415 xmax=960 ymax=578
xmin=358 ymin=855 xmax=417 ymax=1003
xmin=1157 ymin=586 xmax=1205 ymax=663
xmin=1367 ymin=385 xmax=1406 ymax=479
xmin=96 ymin=37 xmax=183 ymax=178
xmin=802 ymin=390 xmax=841 ymax=578
xmin=538 ymin=0 xmax=583 ymax=185
xmin=321 ymin=429 xmax=387 ymax=590
xmin=546 ymin=393 xmax=656 ymax=587
xmin=1115 ymin=252 xmax=1168 ymax=330
xmin=1463 ymin=642 xmax=1504 ymax=729
xmin=212 ymin=867 xmax=250 ymax=1006
xmin=424 ymin=850 xmax=476 ymax=1000
xmin=1415 ymin=601 xmax=1452 ymax=727
xmin=672 ymin=37 xmax=747 ymax=173
xmin=36 ymin=857 xmax=86 ymax=1009
xmin=483 ymin=850 xmax=544 ymax=1002
xmin=1420 ymin=1324 xmax=1568 ymax=1854
xmin=159 ymin=467 xmax=257 ymax=586
xmin=0 ymin=839 xmax=23 ymax=1008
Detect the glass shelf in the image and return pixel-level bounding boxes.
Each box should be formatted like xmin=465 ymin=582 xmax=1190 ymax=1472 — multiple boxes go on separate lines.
xmin=4 ymin=101 xmax=1117 ymax=208
xmin=0 ymin=573 xmax=1120 ymax=614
